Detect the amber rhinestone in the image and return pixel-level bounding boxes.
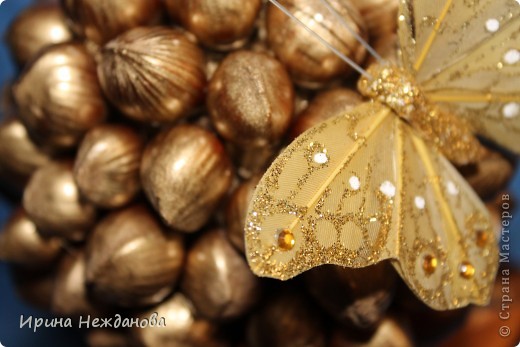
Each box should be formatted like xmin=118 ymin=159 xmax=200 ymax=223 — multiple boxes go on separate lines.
xmin=475 ymin=229 xmax=488 ymax=248
xmin=422 ymin=254 xmax=438 ymax=275
xmin=277 ymin=229 xmax=295 ymax=251
xmin=459 ymin=261 xmax=475 ymax=279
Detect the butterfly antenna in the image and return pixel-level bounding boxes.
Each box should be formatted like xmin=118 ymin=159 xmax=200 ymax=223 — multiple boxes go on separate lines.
xmin=269 ymin=0 xmax=372 ymax=79
xmin=318 ymin=0 xmax=385 ymax=64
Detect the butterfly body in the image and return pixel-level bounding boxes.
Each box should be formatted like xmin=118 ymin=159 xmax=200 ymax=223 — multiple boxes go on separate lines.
xmin=246 ymin=0 xmax=519 ymax=310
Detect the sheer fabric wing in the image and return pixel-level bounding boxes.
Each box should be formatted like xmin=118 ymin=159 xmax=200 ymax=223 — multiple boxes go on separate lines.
xmin=244 ymin=102 xmax=497 ymax=309
xmin=398 ymin=0 xmax=520 ymax=153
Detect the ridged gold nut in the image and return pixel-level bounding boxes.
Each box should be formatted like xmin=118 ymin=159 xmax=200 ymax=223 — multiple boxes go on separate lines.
xmin=266 ymin=0 xmax=367 ymax=88
xmin=85 ymin=205 xmax=185 ymax=307
xmin=165 ymin=0 xmax=261 ymax=50
xmin=181 ymin=229 xmax=261 ymax=320
xmin=141 ymin=125 xmax=233 ymax=232
xmin=98 ymin=27 xmax=206 ymax=124
xmin=0 ymin=208 xmax=62 ymax=268
xmin=23 ymin=161 xmax=97 ymax=242
xmin=74 ymin=124 xmax=144 ymax=209
xmin=13 ymin=43 xmax=107 ymax=149
xmin=6 ymin=3 xmax=73 ymax=66
xmin=61 ymin=0 xmax=163 ymax=44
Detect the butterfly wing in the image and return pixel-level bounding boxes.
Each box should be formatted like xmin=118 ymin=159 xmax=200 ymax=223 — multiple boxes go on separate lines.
xmin=398 ymin=0 xmax=520 ymax=153
xmin=244 ymin=102 xmax=497 ymax=309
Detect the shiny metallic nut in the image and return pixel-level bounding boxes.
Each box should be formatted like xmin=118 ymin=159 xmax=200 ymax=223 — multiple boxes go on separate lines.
xmin=350 ymin=0 xmax=398 ymax=43
xmin=266 ymin=0 xmax=367 ymax=88
xmin=226 ymin=175 xmax=261 ymax=253
xmin=98 ymin=27 xmax=206 ymax=124
xmin=0 ymin=208 xmax=62 ymax=268
xmin=246 ymin=291 xmax=326 ymax=347
xmin=11 ymin=266 xmax=55 ymax=311
xmin=181 ymin=229 xmax=261 ymax=320
xmin=52 ymin=250 xmax=107 ymax=317
xmin=458 ymin=148 xmax=514 ymax=200
xmin=305 ymin=263 xmax=396 ymax=329
xmin=141 ymin=125 xmax=233 ymax=232
xmin=6 ymin=3 xmax=73 ymax=66
xmin=165 ymin=0 xmax=261 ymax=50
xmin=85 ymin=205 xmax=185 ymax=307
xmin=132 ymin=293 xmax=231 ymax=347
xmin=74 ymin=124 xmax=144 ymax=209
xmin=290 ymin=87 xmax=363 ymax=139
xmin=61 ymin=0 xmax=163 ymax=45
xmin=0 ymin=118 xmax=52 ymax=184
xmin=13 ymin=43 xmax=107 ymax=149
xmin=208 ymin=51 xmax=294 ymax=147
xmin=23 ymin=161 xmax=97 ymax=242
xmin=330 ymin=316 xmax=413 ymax=347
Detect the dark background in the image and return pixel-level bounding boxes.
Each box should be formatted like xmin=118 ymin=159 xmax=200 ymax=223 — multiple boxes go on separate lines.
xmin=0 ymin=0 xmax=519 ymax=346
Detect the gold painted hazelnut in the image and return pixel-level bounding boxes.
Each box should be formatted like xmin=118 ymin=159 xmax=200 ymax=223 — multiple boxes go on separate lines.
xmin=304 ymin=262 xmax=396 ymax=329
xmin=74 ymin=124 xmax=144 ymax=209
xmin=141 ymin=125 xmax=233 ymax=232
xmin=23 ymin=161 xmax=97 ymax=242
xmin=98 ymin=27 xmax=206 ymax=124
xmin=290 ymin=87 xmax=363 ymax=139
xmin=13 ymin=43 xmax=107 ymax=149
xmin=85 ymin=205 xmax=185 ymax=307
xmin=132 ymin=293 xmax=231 ymax=347
xmin=0 ymin=118 xmax=52 ymax=188
xmin=246 ymin=290 xmax=326 ymax=347
xmin=181 ymin=229 xmax=261 ymax=320
xmin=6 ymin=3 xmax=73 ymax=66
xmin=61 ymin=0 xmax=163 ymax=45
xmin=208 ymin=50 xmax=294 ymax=147
xmin=226 ymin=175 xmax=261 ymax=253
xmin=266 ymin=0 xmax=367 ymax=88
xmin=52 ymin=250 xmax=107 ymax=317
xmin=165 ymin=0 xmax=262 ymax=50
xmin=0 ymin=208 xmax=62 ymax=268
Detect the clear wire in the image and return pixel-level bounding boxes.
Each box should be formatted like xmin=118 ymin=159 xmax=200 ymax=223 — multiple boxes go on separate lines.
xmin=318 ymin=0 xmax=385 ymax=64
xmin=269 ymin=0 xmax=373 ymax=79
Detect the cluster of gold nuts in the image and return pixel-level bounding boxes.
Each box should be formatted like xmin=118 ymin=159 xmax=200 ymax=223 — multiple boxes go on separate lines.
xmin=0 ymin=0 xmax=518 ymax=346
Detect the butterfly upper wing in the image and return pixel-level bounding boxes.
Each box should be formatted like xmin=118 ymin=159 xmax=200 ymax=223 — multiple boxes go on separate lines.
xmin=245 ymin=102 xmax=497 ymax=309
xmin=398 ymin=0 xmax=520 ymax=153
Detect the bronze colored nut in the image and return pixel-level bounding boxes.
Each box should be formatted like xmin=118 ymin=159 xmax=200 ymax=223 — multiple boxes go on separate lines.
xmin=6 ymin=3 xmax=73 ymax=66
xmin=226 ymin=175 xmax=261 ymax=253
xmin=0 ymin=118 xmax=52 ymax=185
xmin=0 ymin=208 xmax=62 ymax=268
xmin=13 ymin=43 xmax=107 ymax=149
xmin=98 ymin=27 xmax=206 ymax=124
xmin=181 ymin=229 xmax=261 ymax=320
xmin=141 ymin=125 xmax=233 ymax=232
xmin=266 ymin=0 xmax=367 ymax=88
xmin=85 ymin=205 xmax=185 ymax=307
xmin=246 ymin=290 xmax=326 ymax=347
xmin=132 ymin=293 xmax=231 ymax=347
xmin=165 ymin=0 xmax=261 ymax=50
xmin=290 ymin=87 xmax=363 ymax=139
xmin=208 ymin=50 xmax=294 ymax=147
xmin=74 ymin=124 xmax=144 ymax=209
xmin=23 ymin=161 xmax=97 ymax=242
xmin=304 ymin=262 xmax=396 ymax=330
xmin=61 ymin=0 xmax=163 ymax=44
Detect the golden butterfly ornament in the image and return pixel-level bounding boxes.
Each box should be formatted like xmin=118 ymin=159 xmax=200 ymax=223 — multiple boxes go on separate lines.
xmin=245 ymin=0 xmax=520 ymax=310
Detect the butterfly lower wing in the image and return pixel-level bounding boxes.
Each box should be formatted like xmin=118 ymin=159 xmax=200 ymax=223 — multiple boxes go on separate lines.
xmin=398 ymin=0 xmax=520 ymax=153
xmin=245 ymin=102 xmax=401 ymax=279
xmin=392 ymin=123 xmax=498 ymax=310
xmin=245 ymin=102 xmax=498 ymax=309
